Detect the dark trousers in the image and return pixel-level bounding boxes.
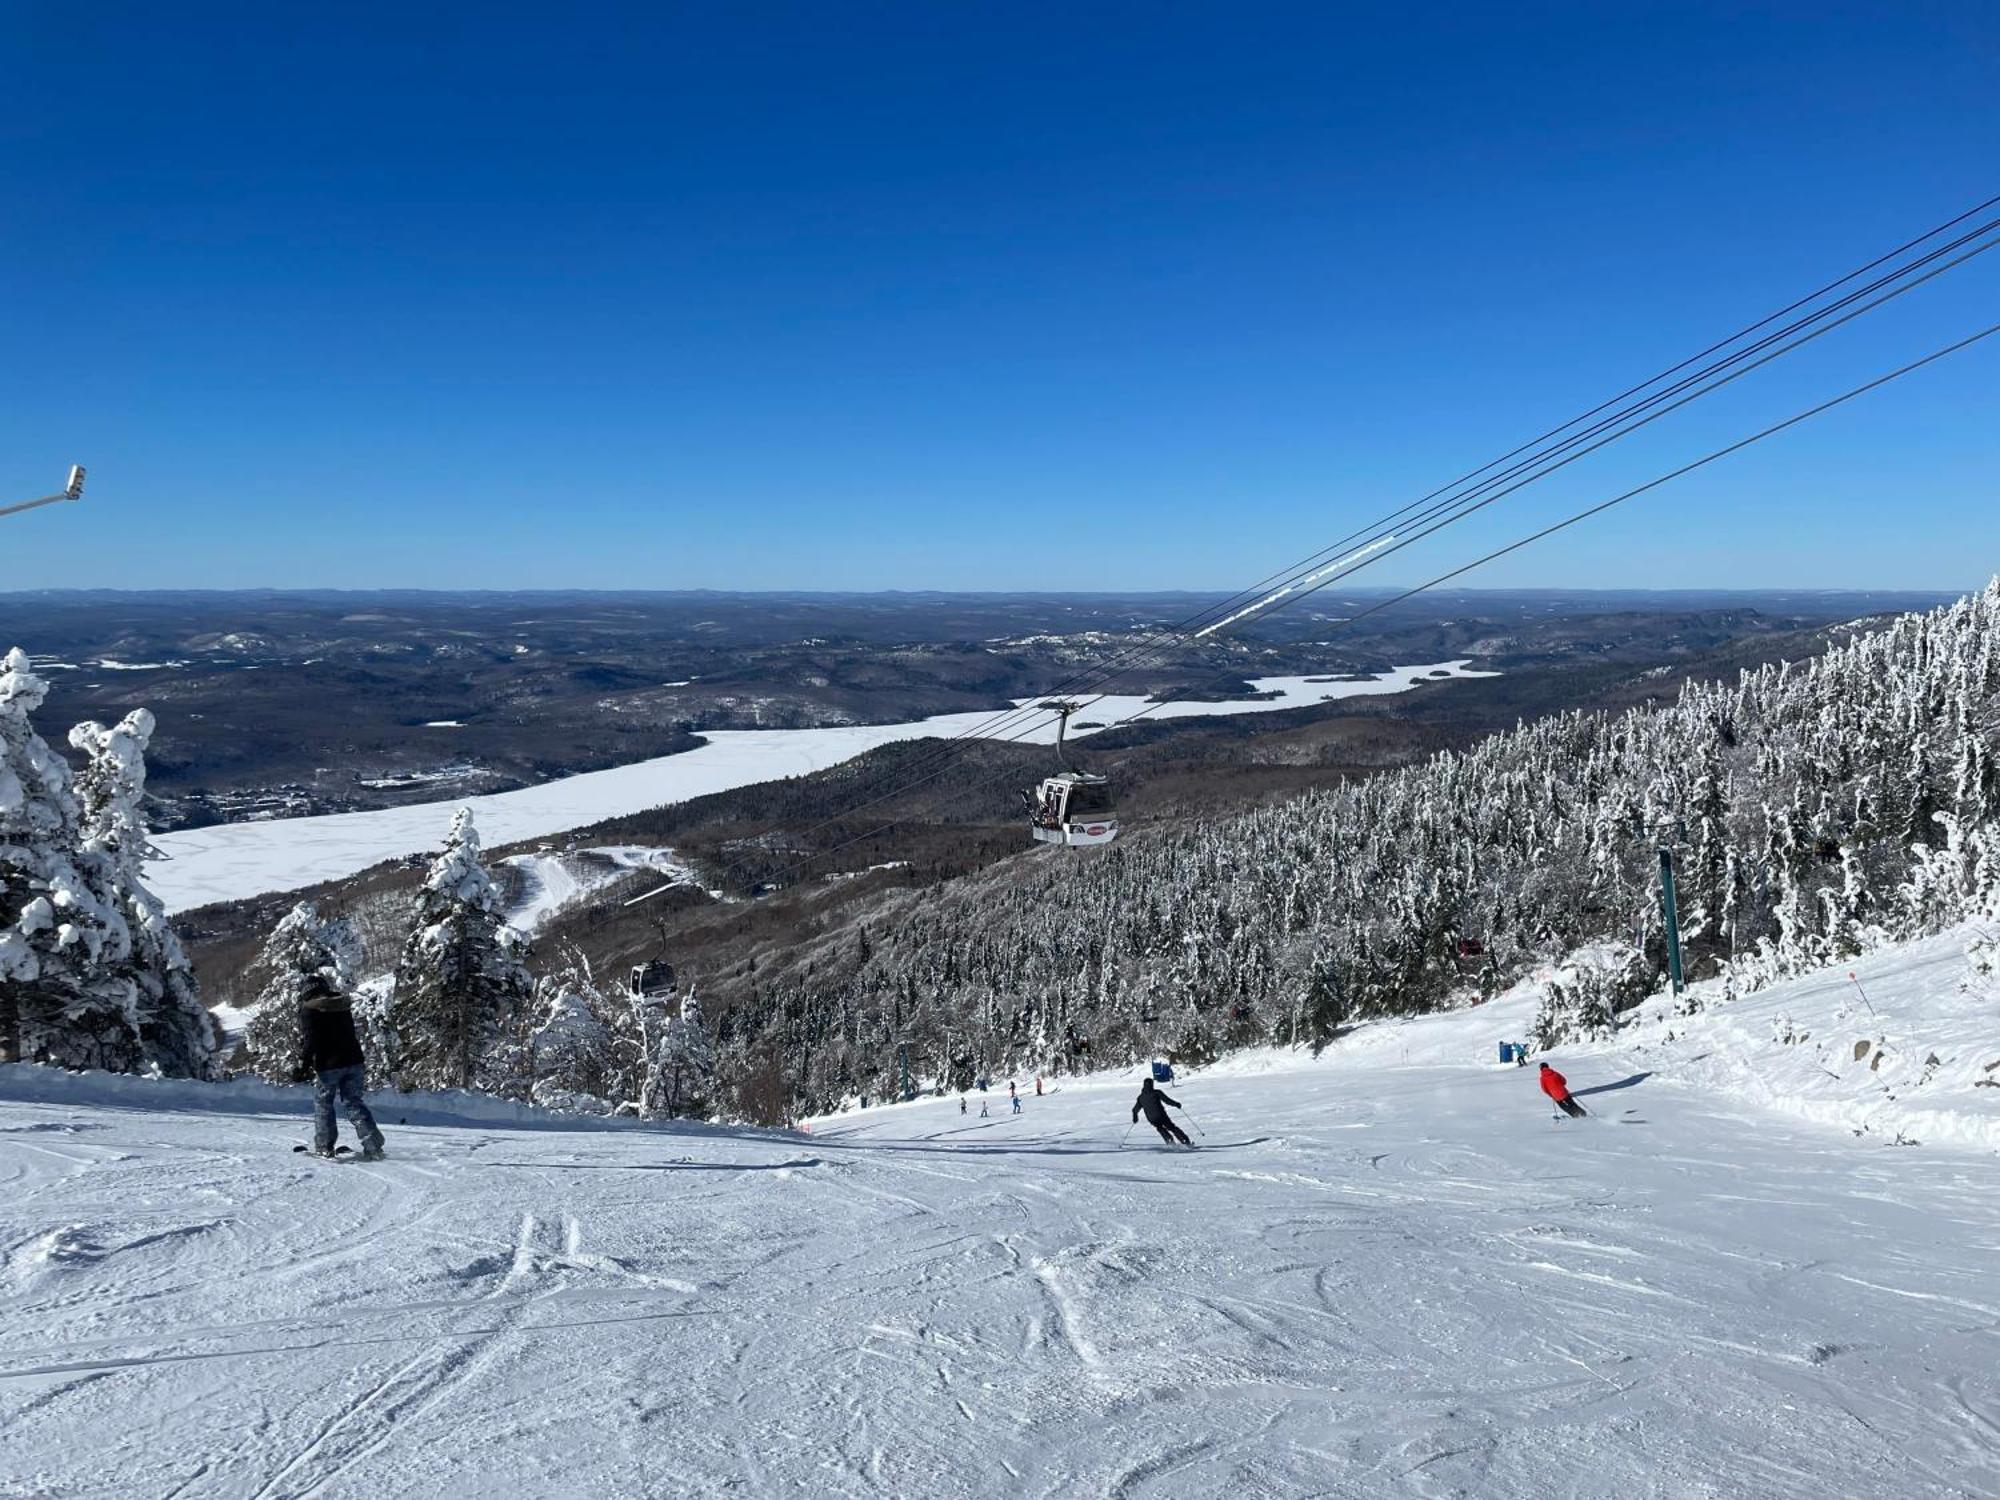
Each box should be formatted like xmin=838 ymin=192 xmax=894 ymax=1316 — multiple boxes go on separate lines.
xmin=1555 ymin=1096 xmax=1587 ymax=1118
xmin=314 ymin=1064 xmax=385 ymax=1154
xmin=1151 ymin=1117 xmax=1190 ymax=1145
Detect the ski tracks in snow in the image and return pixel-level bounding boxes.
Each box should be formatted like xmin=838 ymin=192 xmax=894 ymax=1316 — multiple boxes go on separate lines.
xmin=6 ymin=1061 xmax=2000 ymax=1496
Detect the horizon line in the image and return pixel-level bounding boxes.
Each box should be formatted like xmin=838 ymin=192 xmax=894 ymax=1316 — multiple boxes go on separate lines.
xmin=0 ymin=584 xmax=1974 ymax=602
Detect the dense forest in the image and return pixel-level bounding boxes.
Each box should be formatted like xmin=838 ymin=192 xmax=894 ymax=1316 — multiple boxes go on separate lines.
xmin=712 ymin=583 xmax=2000 ymax=1118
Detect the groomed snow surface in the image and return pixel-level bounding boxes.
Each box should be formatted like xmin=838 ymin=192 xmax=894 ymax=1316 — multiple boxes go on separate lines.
xmin=5 ymin=931 xmax=1999 ymax=1498
xmin=501 ymin=846 xmax=715 ymax=935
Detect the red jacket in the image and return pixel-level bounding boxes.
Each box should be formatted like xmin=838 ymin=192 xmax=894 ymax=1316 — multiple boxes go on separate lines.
xmin=1538 ymin=1066 xmax=1570 ymax=1102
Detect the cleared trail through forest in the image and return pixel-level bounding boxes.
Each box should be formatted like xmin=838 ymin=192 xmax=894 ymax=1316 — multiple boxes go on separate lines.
xmin=4 ymin=1050 xmax=1998 ymax=1497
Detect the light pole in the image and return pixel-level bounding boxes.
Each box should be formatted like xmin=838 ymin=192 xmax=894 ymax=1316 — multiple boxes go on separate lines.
xmin=0 ymin=466 xmax=86 ymax=520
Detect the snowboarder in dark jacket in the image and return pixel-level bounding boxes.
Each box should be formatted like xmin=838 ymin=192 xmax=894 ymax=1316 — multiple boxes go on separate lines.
xmin=297 ymin=979 xmax=386 ymax=1159
xmin=1539 ymin=1062 xmax=1587 ymax=1118
xmin=1132 ymin=1077 xmax=1190 ymax=1146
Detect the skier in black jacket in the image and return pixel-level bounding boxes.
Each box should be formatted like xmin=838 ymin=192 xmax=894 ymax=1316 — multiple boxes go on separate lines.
xmin=297 ymin=978 xmax=386 ymax=1160
xmin=1132 ymin=1077 xmax=1191 ymax=1146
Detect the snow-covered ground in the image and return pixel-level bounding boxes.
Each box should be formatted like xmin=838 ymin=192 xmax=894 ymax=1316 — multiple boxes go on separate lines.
xmin=500 ymin=849 xmax=593 ymax=932
xmin=1209 ymin=923 xmax=2000 ymax=1158
xmin=148 ymin=662 xmax=1496 ymax=912
xmin=501 ymin=846 xmax=712 ymax=933
xmin=4 ymin=932 xmax=1997 ymax=1497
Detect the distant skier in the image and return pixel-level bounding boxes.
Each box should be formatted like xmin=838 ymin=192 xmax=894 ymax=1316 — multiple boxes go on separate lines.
xmin=959 ymin=1095 xmax=967 ymax=1115
xmin=1011 ymin=1093 xmax=1022 ymax=1115
xmin=297 ymin=977 xmax=386 ymax=1159
xmin=980 ymin=1098 xmax=989 ymax=1118
xmin=1132 ymin=1076 xmax=1191 ymax=1146
xmin=1539 ymin=1062 xmax=1587 ymax=1119
xmin=1035 ymin=1076 xmax=1043 ymax=1096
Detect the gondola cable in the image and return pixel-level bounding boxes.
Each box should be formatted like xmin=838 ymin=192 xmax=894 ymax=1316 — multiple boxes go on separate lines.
xmin=745 ymin=198 xmax=2000 ymax=849
xmin=760 ymin=313 xmax=2000 ymax=883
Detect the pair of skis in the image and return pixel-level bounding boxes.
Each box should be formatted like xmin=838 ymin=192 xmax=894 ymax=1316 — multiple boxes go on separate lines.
xmin=1122 ymin=1109 xmax=1205 ymax=1148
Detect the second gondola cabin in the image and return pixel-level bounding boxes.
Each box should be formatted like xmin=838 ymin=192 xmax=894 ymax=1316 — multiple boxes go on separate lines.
xmin=1023 ymin=700 xmax=1119 ymax=846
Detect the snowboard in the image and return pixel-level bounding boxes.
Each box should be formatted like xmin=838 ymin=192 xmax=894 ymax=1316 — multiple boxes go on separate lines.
xmin=293 ymin=1144 xmax=355 ymax=1157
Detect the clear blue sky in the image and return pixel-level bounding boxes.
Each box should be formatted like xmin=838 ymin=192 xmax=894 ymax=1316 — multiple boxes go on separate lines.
xmin=4 ymin=3 xmax=1996 ymax=592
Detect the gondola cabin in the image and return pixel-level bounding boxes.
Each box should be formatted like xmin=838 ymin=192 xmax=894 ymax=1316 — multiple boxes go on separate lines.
xmin=629 ymin=958 xmax=677 ymax=1002
xmin=1028 ymin=770 xmax=1118 ymax=847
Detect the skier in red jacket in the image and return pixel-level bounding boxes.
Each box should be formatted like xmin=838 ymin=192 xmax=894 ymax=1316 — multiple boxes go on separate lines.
xmin=1539 ymin=1062 xmax=1588 ymax=1118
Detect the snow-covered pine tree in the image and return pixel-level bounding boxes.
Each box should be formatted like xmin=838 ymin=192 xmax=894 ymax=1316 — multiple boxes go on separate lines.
xmin=350 ymin=974 xmax=397 ymax=1079
xmin=1295 ymin=945 xmax=1344 ymax=1055
xmin=242 ymin=901 xmax=360 ymax=1082
xmin=527 ymin=947 xmax=618 ymax=1112
xmin=386 ymin=808 xmax=533 ymax=1092
xmin=646 ymin=986 xmax=716 ymax=1119
xmin=69 ymin=709 xmax=218 ymax=1078
xmin=0 ymin=648 xmax=142 ymax=1072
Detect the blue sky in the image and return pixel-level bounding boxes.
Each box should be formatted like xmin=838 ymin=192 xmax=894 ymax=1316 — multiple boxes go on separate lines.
xmin=3 ymin=3 xmax=1996 ymax=592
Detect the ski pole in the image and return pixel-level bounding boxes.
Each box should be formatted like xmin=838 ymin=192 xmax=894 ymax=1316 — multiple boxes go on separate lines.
xmin=1121 ymin=1120 xmax=1137 ymax=1148
xmin=1176 ymin=1108 xmax=1206 ymax=1138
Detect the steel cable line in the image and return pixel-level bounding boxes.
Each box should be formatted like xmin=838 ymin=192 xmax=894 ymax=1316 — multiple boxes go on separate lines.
xmin=1171 ymin=213 xmax=2000 ymax=636
xmin=755 ymin=197 xmax=2000 ymax=836
xmin=742 ymin=215 xmax=2000 ymax=872
xmin=1117 ymin=318 xmax=2000 ymax=729
xmin=1106 ymin=221 xmax=2000 ymax=654
xmin=767 ymin=315 xmax=2000 ymax=882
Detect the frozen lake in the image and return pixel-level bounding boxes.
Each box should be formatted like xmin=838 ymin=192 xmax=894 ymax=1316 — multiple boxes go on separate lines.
xmin=149 ymin=661 xmax=1495 ymax=911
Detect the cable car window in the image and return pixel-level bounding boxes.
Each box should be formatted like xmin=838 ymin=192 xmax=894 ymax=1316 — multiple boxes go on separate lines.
xmin=1068 ymin=780 xmax=1114 ymax=815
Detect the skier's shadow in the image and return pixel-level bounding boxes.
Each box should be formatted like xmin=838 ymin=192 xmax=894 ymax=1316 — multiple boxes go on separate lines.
xmin=1570 ymin=1072 xmax=1652 ymax=1099
xmin=476 ymin=1156 xmax=823 ymax=1172
xmin=812 ymin=1137 xmax=1273 ymax=1158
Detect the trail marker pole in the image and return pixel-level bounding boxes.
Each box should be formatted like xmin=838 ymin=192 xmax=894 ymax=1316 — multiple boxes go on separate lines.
xmin=1658 ymin=846 xmax=1685 ymax=996
xmin=1847 ymin=971 xmax=1878 ymax=1017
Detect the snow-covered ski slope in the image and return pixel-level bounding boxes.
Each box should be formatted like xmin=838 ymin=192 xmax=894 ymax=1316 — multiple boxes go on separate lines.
xmin=5 ymin=934 xmax=1999 ymax=1498
xmin=147 ymin=662 xmax=1494 ymax=913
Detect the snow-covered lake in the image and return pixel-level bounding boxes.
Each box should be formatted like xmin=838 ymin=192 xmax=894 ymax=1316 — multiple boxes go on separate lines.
xmin=149 ymin=661 xmax=1495 ymax=911
xmin=3 ymin=931 xmax=1995 ymax=1496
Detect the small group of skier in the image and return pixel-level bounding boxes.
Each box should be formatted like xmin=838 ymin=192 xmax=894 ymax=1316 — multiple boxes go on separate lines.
xmin=954 ymin=1070 xmax=1193 ymax=1146
xmin=294 ymin=984 xmax=1584 ymax=1158
xmin=961 ymin=1080 xmax=1026 ymax=1117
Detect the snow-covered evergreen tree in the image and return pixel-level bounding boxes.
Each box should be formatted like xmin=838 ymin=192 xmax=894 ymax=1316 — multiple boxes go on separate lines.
xmin=69 ymin=709 xmax=217 ymax=1078
xmin=242 ymin=901 xmax=360 ymax=1082
xmin=1530 ymin=941 xmax=1648 ymax=1048
xmin=350 ymin=974 xmax=397 ymax=1079
xmin=646 ymin=987 xmax=715 ymax=1119
xmin=527 ymin=948 xmax=618 ymax=1111
xmin=385 ymin=809 xmax=534 ymax=1091
xmin=0 ymin=648 xmax=142 ymax=1072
